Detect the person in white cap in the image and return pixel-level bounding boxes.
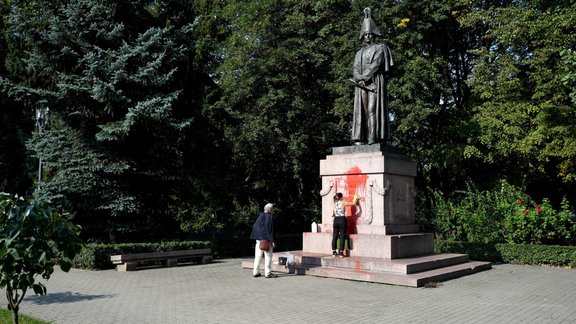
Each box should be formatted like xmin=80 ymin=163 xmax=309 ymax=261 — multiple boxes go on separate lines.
xmin=250 ymin=203 xmax=278 ymax=278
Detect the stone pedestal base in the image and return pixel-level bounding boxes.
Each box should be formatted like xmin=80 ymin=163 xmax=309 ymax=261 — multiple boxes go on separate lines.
xmin=319 ymin=145 xmax=417 ymax=228
xmin=316 ymin=223 xmax=420 ymax=235
xmin=242 ymin=144 xmax=492 ymax=286
xmin=313 ymin=145 xmax=432 ymax=260
xmin=242 ymin=252 xmax=492 ymax=287
xmin=302 ymin=232 xmax=433 ymax=259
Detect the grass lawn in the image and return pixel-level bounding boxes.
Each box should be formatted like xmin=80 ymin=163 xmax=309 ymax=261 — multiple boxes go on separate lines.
xmin=0 ymin=308 xmax=49 ymax=324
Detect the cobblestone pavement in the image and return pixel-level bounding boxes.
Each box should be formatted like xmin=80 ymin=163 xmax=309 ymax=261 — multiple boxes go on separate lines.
xmin=10 ymin=259 xmax=576 ymax=323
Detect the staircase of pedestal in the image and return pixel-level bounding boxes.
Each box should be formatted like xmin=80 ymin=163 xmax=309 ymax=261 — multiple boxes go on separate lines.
xmin=243 ymin=145 xmax=492 ymax=287
xmin=242 ymin=251 xmax=491 ymax=287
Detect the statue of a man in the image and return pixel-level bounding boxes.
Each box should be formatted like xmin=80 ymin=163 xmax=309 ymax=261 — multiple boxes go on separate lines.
xmin=351 ymin=8 xmax=393 ymax=145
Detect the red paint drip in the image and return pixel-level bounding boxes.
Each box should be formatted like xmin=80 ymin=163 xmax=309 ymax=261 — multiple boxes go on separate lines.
xmin=333 ymin=166 xmax=368 ymax=236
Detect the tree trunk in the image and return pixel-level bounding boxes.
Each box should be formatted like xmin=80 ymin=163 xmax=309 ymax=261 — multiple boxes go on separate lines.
xmin=12 ymin=306 xmax=19 ymax=324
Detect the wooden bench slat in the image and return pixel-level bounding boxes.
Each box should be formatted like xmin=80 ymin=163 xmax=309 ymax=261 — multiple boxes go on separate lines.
xmin=110 ymin=249 xmax=213 ymax=270
xmin=111 ymin=249 xmax=211 ymax=263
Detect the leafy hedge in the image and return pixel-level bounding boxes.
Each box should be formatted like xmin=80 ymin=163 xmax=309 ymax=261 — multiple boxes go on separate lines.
xmin=435 ymin=240 xmax=576 ymax=268
xmin=72 ymin=237 xmax=575 ymax=270
xmin=429 ymin=181 xmax=575 ymax=246
xmin=72 ymin=241 xmax=211 ymax=270
xmin=72 ymin=234 xmax=303 ymax=270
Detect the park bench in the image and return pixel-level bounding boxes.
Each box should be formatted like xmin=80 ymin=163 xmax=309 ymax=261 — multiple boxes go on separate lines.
xmin=110 ymin=248 xmax=213 ymax=271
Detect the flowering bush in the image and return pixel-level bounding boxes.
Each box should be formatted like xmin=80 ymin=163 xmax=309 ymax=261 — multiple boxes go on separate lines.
xmin=505 ymin=197 xmax=575 ymax=245
xmin=429 ymin=181 xmax=575 ymax=245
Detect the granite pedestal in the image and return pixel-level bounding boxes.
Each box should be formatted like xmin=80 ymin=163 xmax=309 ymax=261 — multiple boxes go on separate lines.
xmin=243 ymin=144 xmax=491 ymax=287
xmin=306 ymin=144 xmax=433 ymax=259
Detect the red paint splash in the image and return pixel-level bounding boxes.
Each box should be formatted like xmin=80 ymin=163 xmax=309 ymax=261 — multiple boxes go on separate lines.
xmin=334 ymin=166 xmax=368 ymax=234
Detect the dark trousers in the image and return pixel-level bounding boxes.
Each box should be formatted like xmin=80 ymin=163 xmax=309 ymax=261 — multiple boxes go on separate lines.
xmin=332 ymin=216 xmax=347 ymax=251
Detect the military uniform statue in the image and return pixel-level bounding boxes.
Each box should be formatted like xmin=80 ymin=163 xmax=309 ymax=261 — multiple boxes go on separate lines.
xmin=351 ymin=8 xmax=393 ymax=145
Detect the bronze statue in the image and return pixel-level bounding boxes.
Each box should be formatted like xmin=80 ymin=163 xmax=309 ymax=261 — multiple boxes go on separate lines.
xmin=351 ymin=8 xmax=393 ymax=145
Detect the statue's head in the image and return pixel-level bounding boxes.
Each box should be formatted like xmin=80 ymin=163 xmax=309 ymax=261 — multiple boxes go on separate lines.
xmin=359 ymin=7 xmax=381 ymax=40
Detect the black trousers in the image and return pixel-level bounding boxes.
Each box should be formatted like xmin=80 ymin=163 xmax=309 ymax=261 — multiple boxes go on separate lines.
xmin=331 ymin=216 xmax=347 ymax=251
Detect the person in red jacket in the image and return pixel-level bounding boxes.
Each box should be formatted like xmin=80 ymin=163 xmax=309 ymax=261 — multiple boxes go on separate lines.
xmin=250 ymin=203 xmax=277 ymax=278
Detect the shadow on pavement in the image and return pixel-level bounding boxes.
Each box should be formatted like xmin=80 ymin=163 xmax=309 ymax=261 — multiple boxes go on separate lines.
xmin=25 ymin=291 xmax=114 ymax=305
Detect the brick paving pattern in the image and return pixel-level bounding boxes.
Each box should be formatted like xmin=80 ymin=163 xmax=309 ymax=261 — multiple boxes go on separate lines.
xmin=8 ymin=259 xmax=576 ymax=323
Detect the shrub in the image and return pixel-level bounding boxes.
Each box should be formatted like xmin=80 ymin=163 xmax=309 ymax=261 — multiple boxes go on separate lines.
xmin=435 ymin=240 xmax=576 ymax=268
xmin=73 ymin=233 xmax=303 ymax=269
xmin=504 ymin=197 xmax=575 ymax=245
xmin=434 ymin=240 xmax=502 ymax=262
xmin=72 ymin=241 xmax=212 ymax=270
xmin=0 ymin=193 xmax=82 ymax=324
xmin=429 ymin=181 xmax=575 ymax=245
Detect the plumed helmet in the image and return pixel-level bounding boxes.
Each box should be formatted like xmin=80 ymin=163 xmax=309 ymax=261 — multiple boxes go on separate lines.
xmin=359 ymin=7 xmax=382 ymax=40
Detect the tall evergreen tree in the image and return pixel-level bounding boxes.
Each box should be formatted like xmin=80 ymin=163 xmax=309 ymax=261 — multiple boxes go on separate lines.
xmin=1 ymin=0 xmax=212 ymax=241
xmin=0 ymin=0 xmax=32 ymax=195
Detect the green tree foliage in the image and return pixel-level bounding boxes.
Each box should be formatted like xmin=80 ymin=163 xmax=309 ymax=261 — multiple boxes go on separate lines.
xmin=207 ymin=0 xmax=475 ymax=233
xmin=0 ymin=193 xmax=82 ymax=324
xmin=460 ymin=0 xmax=576 ymax=201
xmin=0 ymin=0 xmax=574 ymax=242
xmin=210 ymin=0 xmax=357 ymax=233
xmin=0 ymin=0 xmax=32 ymax=195
xmin=158 ymin=0 xmax=244 ymax=236
xmin=430 ymin=181 xmax=575 ymax=245
xmin=561 ymin=48 xmax=576 ymax=105
xmin=1 ymin=0 xmax=214 ymax=241
xmin=344 ymin=2 xmax=474 ymax=193
xmin=0 ymin=94 xmax=31 ymax=195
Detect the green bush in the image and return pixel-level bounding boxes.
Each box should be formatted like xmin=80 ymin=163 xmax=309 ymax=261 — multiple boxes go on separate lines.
xmin=496 ymin=243 xmax=576 ymax=267
xmin=431 ymin=183 xmax=516 ymax=243
xmin=434 ymin=240 xmax=502 ymax=262
xmin=1 ymin=194 xmax=83 ymax=324
xmin=73 ymin=234 xmax=304 ymax=269
xmin=430 ymin=181 xmax=575 ymax=245
xmin=72 ymin=241 xmax=212 ymax=270
xmin=504 ymin=198 xmax=575 ymax=245
xmin=435 ymin=240 xmax=576 ymax=268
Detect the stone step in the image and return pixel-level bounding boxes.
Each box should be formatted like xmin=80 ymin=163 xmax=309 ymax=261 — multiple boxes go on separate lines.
xmin=273 ymin=251 xmax=469 ymax=274
xmin=297 ymin=260 xmax=492 ymax=287
xmin=302 ymin=232 xmax=434 ymax=259
xmin=300 ymin=252 xmax=468 ymax=274
xmin=242 ymin=252 xmax=491 ymax=287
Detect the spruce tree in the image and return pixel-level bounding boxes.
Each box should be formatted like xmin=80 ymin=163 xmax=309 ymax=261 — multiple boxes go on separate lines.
xmin=2 ymin=0 xmax=201 ymax=240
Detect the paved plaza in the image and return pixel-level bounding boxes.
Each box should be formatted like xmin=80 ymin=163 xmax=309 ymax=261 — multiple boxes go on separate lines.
xmin=11 ymin=259 xmax=576 ymax=323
